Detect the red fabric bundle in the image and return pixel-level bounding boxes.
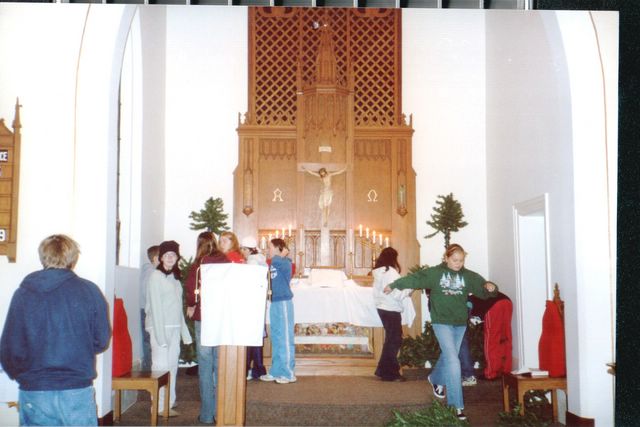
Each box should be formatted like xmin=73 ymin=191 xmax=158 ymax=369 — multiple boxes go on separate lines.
xmin=538 ymin=300 xmax=566 ymax=377
xmin=112 ymin=298 xmax=132 ymax=377
xmin=483 ymin=299 xmax=513 ymax=379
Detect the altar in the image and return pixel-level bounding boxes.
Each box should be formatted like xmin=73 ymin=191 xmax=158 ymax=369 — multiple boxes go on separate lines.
xmin=287 ymin=277 xmax=415 ymax=327
xmin=263 ymin=271 xmax=415 ymax=375
xmin=232 ymin=8 xmax=421 ymax=375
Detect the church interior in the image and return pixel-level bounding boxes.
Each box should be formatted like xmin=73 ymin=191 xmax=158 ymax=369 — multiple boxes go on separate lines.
xmin=0 ymin=3 xmax=619 ymax=426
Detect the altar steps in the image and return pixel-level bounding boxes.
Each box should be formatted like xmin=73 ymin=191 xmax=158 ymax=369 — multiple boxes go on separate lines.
xmin=112 ymin=368 xmax=507 ymax=426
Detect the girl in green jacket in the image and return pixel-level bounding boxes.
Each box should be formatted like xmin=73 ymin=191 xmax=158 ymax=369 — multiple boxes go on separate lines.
xmin=384 ymin=243 xmax=497 ymax=421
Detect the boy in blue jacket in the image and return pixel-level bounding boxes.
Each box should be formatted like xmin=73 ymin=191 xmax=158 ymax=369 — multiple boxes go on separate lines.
xmin=0 ymin=234 xmax=111 ymax=426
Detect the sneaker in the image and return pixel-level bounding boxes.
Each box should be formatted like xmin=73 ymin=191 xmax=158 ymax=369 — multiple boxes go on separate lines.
xmin=275 ymin=376 xmax=297 ymax=384
xmin=247 ymin=373 xmax=253 ymax=380
xmin=462 ymin=375 xmax=477 ymax=386
xmin=428 ymin=375 xmax=445 ymax=399
xmin=456 ymin=408 xmax=467 ymax=421
xmin=168 ymin=408 xmax=180 ymax=417
xmin=259 ymin=374 xmax=276 ymax=382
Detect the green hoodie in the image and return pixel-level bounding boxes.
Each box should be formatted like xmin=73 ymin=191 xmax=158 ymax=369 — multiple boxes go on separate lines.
xmin=389 ymin=263 xmax=497 ymax=326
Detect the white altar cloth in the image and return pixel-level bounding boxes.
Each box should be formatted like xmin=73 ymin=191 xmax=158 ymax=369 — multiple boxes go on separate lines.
xmin=267 ymin=279 xmax=415 ymax=327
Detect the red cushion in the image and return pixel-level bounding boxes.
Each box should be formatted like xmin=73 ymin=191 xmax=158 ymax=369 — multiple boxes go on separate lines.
xmin=112 ymin=298 xmax=133 ymax=377
xmin=538 ymin=300 xmax=566 ymax=377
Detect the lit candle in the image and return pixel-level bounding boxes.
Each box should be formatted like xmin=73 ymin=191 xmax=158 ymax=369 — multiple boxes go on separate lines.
xmin=261 ymin=236 xmax=266 ymax=250
xmin=282 ymin=227 xmax=286 ymax=239
xmin=268 ymin=233 xmax=272 ymax=242
xmin=372 ymin=230 xmax=376 ymax=243
xmin=385 ymin=237 xmax=389 ymax=247
xmin=379 ymin=234 xmax=383 ymax=246
xmin=275 ymin=230 xmax=279 ymax=238
xmin=288 ymin=224 xmax=292 ymax=237
xmin=359 ymin=224 xmax=363 ymax=237
xmin=365 ymin=228 xmax=369 ymax=239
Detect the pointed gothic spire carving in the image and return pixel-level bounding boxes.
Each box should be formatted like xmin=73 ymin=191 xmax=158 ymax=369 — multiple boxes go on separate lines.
xmin=315 ymin=24 xmax=338 ymax=86
xmin=13 ymin=97 xmax=21 ymax=131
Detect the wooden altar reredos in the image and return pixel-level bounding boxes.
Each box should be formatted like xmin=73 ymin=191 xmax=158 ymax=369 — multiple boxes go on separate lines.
xmin=234 ymin=7 xmax=420 ymax=336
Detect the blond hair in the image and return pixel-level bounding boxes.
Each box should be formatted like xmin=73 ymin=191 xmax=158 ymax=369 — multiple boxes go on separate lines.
xmin=38 ymin=234 xmax=80 ymax=269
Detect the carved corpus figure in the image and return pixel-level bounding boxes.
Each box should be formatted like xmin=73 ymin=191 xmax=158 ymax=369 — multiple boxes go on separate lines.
xmin=303 ymin=165 xmax=347 ymax=227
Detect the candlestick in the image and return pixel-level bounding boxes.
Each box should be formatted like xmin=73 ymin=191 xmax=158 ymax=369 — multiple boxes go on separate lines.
xmin=379 ymin=234 xmax=383 ymax=246
xmin=288 ymin=224 xmax=292 ymax=237
xmin=275 ymin=230 xmax=279 ymax=238
xmin=365 ymin=228 xmax=369 ymax=239
xmin=385 ymin=237 xmax=389 ymax=247
xmin=297 ymin=251 xmax=304 ymax=278
xmin=260 ymin=236 xmax=267 ymax=250
xmin=359 ymin=224 xmax=363 ymax=237
xmin=268 ymin=233 xmax=272 ymax=242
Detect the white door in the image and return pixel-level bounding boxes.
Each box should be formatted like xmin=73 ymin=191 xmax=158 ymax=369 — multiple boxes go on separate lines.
xmin=513 ymin=194 xmax=551 ymax=370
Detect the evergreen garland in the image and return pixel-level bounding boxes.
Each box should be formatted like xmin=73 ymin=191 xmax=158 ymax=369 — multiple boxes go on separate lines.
xmin=386 ymin=400 xmax=469 ymax=426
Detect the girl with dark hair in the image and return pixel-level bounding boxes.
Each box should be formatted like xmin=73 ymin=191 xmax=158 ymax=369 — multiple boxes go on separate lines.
xmin=372 ymin=247 xmax=412 ymax=382
xmin=259 ymin=238 xmax=295 ymax=384
xmin=384 ymin=243 xmax=498 ymax=422
xmin=146 ymin=240 xmax=192 ymax=416
xmin=185 ymin=232 xmax=229 ymax=424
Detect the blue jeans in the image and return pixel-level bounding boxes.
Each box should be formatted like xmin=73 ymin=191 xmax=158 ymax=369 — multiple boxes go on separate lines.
xmin=141 ymin=309 xmax=152 ymax=371
xmin=19 ymin=386 xmax=97 ymax=426
xmin=458 ymin=328 xmax=475 ymax=378
xmin=268 ymin=299 xmax=295 ymax=379
xmin=431 ymin=323 xmax=467 ymax=409
xmin=195 ymin=321 xmax=218 ymax=423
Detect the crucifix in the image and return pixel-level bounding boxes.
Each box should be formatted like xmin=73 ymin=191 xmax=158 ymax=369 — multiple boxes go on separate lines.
xmin=300 ymin=164 xmax=347 ymax=227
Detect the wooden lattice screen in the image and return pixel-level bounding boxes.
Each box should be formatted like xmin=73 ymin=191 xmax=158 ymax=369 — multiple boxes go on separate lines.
xmin=249 ymin=7 xmax=401 ymax=128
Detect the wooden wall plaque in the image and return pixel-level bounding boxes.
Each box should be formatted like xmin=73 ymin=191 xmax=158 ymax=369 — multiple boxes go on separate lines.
xmin=0 ymin=99 xmax=21 ymax=262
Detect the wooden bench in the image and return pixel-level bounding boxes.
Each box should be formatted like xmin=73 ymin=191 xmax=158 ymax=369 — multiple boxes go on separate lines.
xmin=502 ymin=373 xmax=567 ymax=422
xmin=112 ymin=370 xmax=170 ymax=426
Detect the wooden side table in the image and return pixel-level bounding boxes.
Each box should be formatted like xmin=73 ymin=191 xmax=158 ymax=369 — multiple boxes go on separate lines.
xmin=502 ymin=373 xmax=567 ymax=422
xmin=112 ymin=370 xmax=170 ymax=426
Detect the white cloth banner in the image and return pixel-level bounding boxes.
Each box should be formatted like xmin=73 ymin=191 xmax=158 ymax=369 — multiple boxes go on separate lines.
xmin=200 ymin=263 xmax=268 ymax=346
xmin=266 ymin=279 xmax=415 ymax=327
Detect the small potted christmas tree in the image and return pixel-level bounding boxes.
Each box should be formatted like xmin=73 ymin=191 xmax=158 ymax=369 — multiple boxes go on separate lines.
xmin=180 ymin=197 xmax=230 ymax=369
xmin=425 ymin=193 xmax=468 ymax=248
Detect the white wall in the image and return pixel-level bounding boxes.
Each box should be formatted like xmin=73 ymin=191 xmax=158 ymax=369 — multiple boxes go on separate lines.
xmin=0 ymin=3 xmax=138 ymax=417
xmin=403 ymin=9 xmax=488 ymax=276
xmin=556 ymin=11 xmax=617 ymax=424
xmin=163 ymin=6 xmax=248 ymax=259
xmin=485 ymin=10 xmax=616 ymax=425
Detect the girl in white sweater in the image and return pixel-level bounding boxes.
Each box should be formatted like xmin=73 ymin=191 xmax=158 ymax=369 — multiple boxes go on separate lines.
xmin=146 ymin=240 xmax=192 ymax=416
xmin=372 ymin=247 xmax=412 ymax=381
